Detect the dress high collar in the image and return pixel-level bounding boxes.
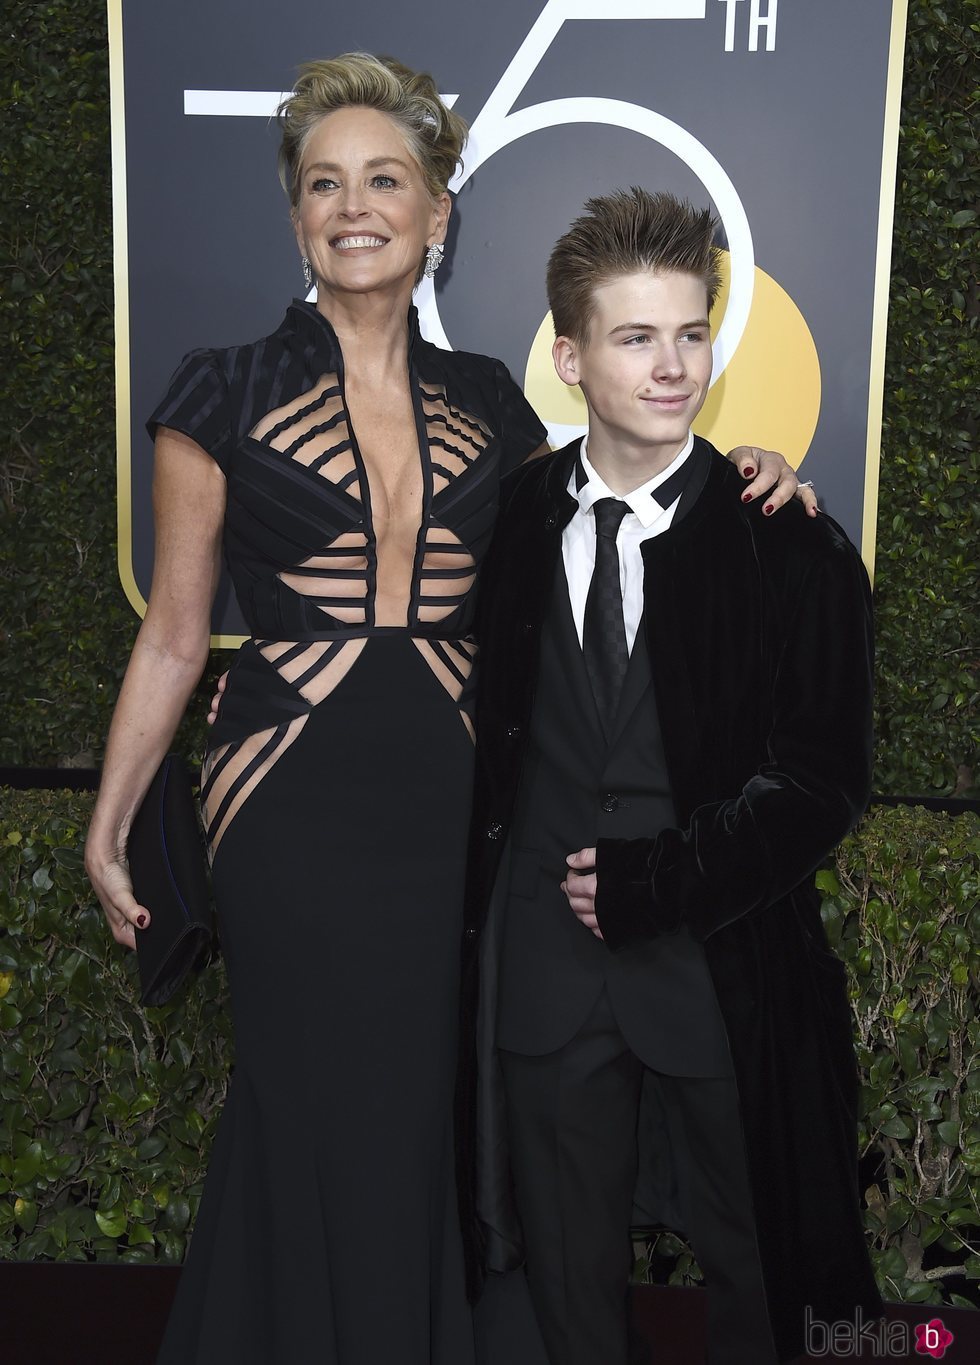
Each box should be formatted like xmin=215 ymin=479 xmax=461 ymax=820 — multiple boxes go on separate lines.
xmin=286 ymin=298 xmax=422 ymax=366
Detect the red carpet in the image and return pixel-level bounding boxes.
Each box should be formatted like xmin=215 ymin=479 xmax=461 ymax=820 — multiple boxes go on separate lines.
xmin=2 ymin=1263 xmax=976 ymax=1364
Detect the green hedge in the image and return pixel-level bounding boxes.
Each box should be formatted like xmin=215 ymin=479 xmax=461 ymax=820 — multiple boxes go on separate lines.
xmin=821 ymin=805 xmax=980 ymax=1306
xmin=2 ymin=790 xmax=977 ymax=1305
xmin=0 ymin=789 xmax=231 ymax=1263
xmin=1 ymin=4 xmax=129 ymax=768
xmin=872 ymin=3 xmax=979 ymax=795
xmin=0 ymin=0 xmax=977 ymax=791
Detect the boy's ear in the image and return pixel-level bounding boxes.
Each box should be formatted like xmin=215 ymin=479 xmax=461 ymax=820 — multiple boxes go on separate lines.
xmin=552 ymin=335 xmax=580 ymax=388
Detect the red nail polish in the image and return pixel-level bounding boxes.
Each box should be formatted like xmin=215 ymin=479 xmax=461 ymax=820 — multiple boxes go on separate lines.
xmin=741 ymin=491 xmax=752 ymax=503
xmin=764 ymin=503 xmax=774 ymax=515
xmin=137 ymin=914 xmax=147 ymax=928
xmin=742 ymin=465 xmax=755 ymax=478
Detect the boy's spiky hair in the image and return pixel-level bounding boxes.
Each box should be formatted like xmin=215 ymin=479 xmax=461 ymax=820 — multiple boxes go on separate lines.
xmin=547 ymin=187 xmax=722 ymax=344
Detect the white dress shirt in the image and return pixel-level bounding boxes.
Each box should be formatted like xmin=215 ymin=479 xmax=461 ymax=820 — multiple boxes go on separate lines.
xmin=562 ymin=433 xmax=695 ymax=651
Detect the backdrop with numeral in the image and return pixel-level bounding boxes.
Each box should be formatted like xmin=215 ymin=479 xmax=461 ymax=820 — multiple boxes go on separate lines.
xmin=111 ymin=0 xmax=906 ymax=641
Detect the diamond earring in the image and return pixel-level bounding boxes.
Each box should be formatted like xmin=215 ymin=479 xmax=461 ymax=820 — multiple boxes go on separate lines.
xmin=302 ymin=257 xmax=313 ymax=290
xmin=423 ymin=243 xmax=444 ymax=278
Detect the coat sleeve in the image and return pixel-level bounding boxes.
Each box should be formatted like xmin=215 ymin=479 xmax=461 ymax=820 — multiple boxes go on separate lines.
xmin=594 ymin=535 xmax=874 ymax=945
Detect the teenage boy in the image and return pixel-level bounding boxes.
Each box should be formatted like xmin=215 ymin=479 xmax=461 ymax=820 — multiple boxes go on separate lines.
xmin=463 ymin=189 xmax=880 ymax=1364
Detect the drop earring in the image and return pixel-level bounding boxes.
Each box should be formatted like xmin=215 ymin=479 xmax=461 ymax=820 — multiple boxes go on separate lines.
xmin=302 ymin=258 xmax=313 ymax=290
xmin=423 ymin=243 xmax=444 ymax=278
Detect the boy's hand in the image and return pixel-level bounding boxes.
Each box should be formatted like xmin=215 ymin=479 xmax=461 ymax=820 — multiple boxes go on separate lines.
xmin=562 ymin=847 xmax=602 ymax=939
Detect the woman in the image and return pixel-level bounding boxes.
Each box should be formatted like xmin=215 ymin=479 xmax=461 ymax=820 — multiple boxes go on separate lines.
xmin=86 ymin=53 xmax=810 ymax=1365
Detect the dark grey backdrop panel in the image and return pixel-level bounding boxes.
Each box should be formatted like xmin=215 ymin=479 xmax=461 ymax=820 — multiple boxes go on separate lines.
xmin=118 ymin=0 xmax=899 ymax=639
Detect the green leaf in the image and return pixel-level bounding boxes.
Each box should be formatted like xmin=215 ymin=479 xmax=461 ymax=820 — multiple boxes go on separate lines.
xmin=94 ymin=1208 xmax=126 ymax=1239
xmin=13 ymin=1198 xmax=38 ymax=1233
xmin=162 ymin=1196 xmax=191 ymax=1233
xmin=815 ymin=868 xmax=841 ymax=896
xmin=876 ymin=1247 xmax=907 ymax=1279
xmin=137 ymin=1134 xmax=167 ymax=1160
xmin=51 ymin=846 xmax=84 ymax=870
xmin=885 ymin=1199 xmax=911 ymax=1233
xmin=31 ymin=866 xmax=53 ymax=892
xmin=903 ymin=1281 xmax=939 ymax=1303
xmin=936 ymin=1120 xmax=960 ymax=1146
xmin=11 ymin=1142 xmax=44 ymax=1187
xmin=920 ymin=1221 xmax=946 ymax=1248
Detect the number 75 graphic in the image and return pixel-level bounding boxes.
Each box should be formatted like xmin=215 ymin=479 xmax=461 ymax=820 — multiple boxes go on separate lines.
xmin=185 ymin=0 xmax=757 ymax=387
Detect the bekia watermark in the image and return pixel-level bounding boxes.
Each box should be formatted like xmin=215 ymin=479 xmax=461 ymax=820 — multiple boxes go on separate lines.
xmin=805 ymin=1306 xmax=956 ymax=1358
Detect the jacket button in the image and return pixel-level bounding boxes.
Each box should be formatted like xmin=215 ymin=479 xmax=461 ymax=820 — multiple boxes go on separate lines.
xmin=521 ymin=622 xmax=534 ymax=635
xmin=601 ymin=793 xmax=619 ymax=813
xmin=505 ymin=725 xmax=521 ymax=739
xmin=545 ymin=513 xmax=557 ymax=529
xmin=487 ymin=821 xmax=503 ymax=840
xmin=464 ymin=927 xmax=478 ymax=940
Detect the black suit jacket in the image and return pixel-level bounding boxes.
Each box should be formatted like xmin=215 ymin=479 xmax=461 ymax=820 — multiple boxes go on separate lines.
xmin=494 ymin=442 xmax=730 ymax=1076
xmin=456 ymin=438 xmax=881 ymax=1363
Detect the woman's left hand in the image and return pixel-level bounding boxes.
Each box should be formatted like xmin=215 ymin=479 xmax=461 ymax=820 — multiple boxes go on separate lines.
xmin=727 ymin=445 xmax=818 ymax=518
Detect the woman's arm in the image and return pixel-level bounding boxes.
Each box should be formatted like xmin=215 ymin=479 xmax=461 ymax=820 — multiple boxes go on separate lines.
xmin=85 ymin=428 xmax=225 ymax=949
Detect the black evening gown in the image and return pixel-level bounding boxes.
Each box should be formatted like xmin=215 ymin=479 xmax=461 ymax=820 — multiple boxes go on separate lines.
xmin=148 ymin=301 xmax=546 ymax=1364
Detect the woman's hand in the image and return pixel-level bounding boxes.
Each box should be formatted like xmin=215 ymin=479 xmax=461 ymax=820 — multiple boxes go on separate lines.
xmin=85 ymin=828 xmax=148 ymax=950
xmin=207 ymin=671 xmax=229 ymax=725
xmin=727 ymin=445 xmax=818 ymax=518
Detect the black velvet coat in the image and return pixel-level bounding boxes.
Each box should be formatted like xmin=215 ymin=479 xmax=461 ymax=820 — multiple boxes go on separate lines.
xmin=457 ymin=438 xmax=881 ymax=1362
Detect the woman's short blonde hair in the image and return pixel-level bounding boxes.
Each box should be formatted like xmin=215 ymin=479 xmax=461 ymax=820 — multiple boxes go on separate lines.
xmin=277 ymin=52 xmax=468 ymax=209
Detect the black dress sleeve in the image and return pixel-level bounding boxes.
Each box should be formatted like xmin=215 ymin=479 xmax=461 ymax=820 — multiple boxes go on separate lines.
xmin=146 ymin=349 xmax=234 ymax=472
xmin=492 ymin=359 xmax=548 ymax=473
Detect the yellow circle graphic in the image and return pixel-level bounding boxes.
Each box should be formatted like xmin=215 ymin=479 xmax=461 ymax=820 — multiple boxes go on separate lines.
xmin=523 ymin=251 xmax=821 ymax=471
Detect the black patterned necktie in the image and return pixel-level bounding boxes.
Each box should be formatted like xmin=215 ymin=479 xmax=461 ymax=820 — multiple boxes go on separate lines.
xmin=583 ymin=497 xmax=631 ymax=732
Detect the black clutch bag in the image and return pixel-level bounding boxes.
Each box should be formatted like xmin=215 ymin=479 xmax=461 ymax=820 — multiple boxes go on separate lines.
xmin=128 ymin=753 xmax=214 ymax=1006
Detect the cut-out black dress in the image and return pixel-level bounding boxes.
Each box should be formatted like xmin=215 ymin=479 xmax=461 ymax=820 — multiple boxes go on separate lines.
xmin=149 ymin=302 xmax=546 ymax=1364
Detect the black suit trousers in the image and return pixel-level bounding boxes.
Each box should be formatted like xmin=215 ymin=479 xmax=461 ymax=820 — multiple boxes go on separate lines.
xmin=499 ymin=989 xmax=777 ymax=1365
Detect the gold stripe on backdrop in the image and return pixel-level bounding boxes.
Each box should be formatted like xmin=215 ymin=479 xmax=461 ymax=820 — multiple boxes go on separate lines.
xmin=862 ymin=0 xmax=910 ymax=583
xmin=108 ymin=0 xmax=142 ymax=620
xmin=108 ymin=0 xmax=246 ymax=649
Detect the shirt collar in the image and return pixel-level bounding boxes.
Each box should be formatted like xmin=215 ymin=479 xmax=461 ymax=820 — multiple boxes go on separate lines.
xmin=573 ymin=432 xmax=695 ymax=529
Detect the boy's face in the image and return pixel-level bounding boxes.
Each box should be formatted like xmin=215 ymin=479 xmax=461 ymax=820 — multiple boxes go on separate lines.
xmin=553 ymin=270 xmax=712 ymax=472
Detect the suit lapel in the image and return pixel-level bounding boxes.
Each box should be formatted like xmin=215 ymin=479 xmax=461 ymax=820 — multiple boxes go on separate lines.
xmin=670 ymin=438 xmax=712 ymax=525
xmin=608 ymin=441 xmax=712 ymax=748
xmin=548 ymin=556 xmax=607 ymax=741
xmin=608 ymin=626 xmax=654 ymax=750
